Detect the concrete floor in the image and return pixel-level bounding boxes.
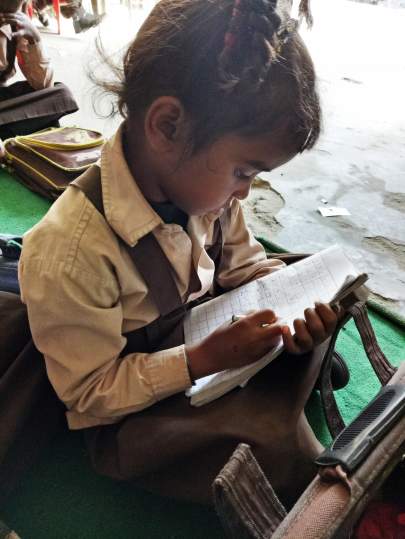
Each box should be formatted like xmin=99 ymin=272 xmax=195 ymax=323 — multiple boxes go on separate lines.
xmin=36 ymin=0 xmax=405 ymax=316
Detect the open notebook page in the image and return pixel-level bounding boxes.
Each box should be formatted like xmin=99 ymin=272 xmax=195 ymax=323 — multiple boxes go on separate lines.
xmin=184 ymin=245 xmax=361 ymax=406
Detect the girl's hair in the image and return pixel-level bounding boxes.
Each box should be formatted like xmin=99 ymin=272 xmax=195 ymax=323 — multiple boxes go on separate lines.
xmin=101 ymin=0 xmax=321 ymax=155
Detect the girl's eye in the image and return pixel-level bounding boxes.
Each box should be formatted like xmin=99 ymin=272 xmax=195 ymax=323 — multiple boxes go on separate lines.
xmin=234 ymin=168 xmax=255 ymax=181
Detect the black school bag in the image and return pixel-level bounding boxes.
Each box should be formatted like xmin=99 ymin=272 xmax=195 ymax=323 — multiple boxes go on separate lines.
xmin=0 ymin=235 xmax=64 ymax=504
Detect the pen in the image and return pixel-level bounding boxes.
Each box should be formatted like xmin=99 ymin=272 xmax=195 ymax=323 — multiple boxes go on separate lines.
xmin=230 ymin=314 xmax=273 ymax=328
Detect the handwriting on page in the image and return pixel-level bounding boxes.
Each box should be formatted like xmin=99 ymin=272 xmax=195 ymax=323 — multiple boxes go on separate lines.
xmin=184 ymin=245 xmax=361 ymax=406
xmin=256 ymin=255 xmax=338 ymax=328
xmin=187 ymin=281 xmax=261 ymax=344
xmin=185 ymin=246 xmax=354 ymax=346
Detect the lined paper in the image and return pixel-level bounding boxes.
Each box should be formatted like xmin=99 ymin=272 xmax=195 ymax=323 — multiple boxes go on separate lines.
xmin=184 ymin=245 xmax=360 ymax=406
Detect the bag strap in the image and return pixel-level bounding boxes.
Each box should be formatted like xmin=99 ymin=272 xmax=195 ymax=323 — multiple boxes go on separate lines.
xmin=318 ymin=314 xmax=351 ymax=438
xmin=214 ymin=364 xmax=405 ymax=539
xmin=272 ymin=364 xmax=405 ymax=539
xmin=349 ymin=302 xmax=397 ymax=384
xmin=213 ymin=443 xmax=288 ymax=539
xmin=319 ymin=300 xmax=397 ymax=438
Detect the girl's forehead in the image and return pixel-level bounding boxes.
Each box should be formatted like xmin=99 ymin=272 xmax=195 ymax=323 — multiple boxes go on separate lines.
xmin=213 ymin=131 xmax=298 ymax=163
xmin=181 ymin=131 xmax=297 ymax=174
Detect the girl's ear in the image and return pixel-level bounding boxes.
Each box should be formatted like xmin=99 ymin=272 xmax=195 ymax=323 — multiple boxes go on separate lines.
xmin=144 ymin=96 xmax=187 ymax=154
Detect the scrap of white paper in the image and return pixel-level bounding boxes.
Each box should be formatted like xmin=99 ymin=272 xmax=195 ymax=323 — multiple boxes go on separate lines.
xmin=318 ymin=206 xmax=351 ymax=217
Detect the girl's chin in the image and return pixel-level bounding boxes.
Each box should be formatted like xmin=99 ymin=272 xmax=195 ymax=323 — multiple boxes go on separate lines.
xmin=208 ymin=207 xmax=225 ymax=218
xmin=189 ymin=201 xmax=230 ymax=217
xmin=212 ymin=199 xmax=232 ymax=214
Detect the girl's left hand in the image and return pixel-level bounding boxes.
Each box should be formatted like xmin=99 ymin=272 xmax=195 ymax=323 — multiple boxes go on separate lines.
xmin=282 ymin=302 xmax=342 ymax=355
xmin=0 ymin=12 xmax=40 ymax=44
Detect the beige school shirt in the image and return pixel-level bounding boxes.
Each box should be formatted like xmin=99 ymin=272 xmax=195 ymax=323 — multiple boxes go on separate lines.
xmin=19 ymin=124 xmax=285 ymax=430
xmin=0 ymin=24 xmax=53 ymax=88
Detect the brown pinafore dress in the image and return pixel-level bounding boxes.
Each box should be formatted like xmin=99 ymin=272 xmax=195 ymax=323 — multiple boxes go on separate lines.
xmin=74 ymin=167 xmax=326 ymax=508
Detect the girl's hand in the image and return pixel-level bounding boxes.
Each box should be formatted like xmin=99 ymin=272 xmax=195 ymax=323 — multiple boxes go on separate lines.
xmin=186 ymin=310 xmax=283 ymax=381
xmin=281 ymin=302 xmax=341 ymax=355
xmin=0 ymin=12 xmax=41 ymax=44
xmin=0 ymin=139 xmax=5 ymax=160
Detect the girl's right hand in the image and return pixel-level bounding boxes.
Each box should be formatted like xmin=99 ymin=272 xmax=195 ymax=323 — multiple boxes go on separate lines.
xmin=185 ymin=309 xmax=283 ymax=381
xmin=0 ymin=139 xmax=5 ymax=161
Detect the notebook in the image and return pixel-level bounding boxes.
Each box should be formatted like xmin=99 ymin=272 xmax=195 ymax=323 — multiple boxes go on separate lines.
xmin=184 ymin=245 xmax=368 ymax=407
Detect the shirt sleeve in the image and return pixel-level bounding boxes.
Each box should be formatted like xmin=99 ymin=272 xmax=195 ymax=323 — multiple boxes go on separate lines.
xmin=17 ymin=38 xmax=54 ymax=89
xmin=215 ymin=198 xmax=285 ymax=290
xmin=19 ymin=247 xmax=192 ymax=428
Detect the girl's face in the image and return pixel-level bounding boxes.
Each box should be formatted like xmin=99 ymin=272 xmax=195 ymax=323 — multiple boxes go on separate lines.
xmin=160 ymin=130 xmax=298 ymax=216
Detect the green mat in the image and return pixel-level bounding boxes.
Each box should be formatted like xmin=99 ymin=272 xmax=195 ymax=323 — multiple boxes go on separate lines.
xmin=2 ymin=431 xmax=224 ymax=539
xmin=0 ymin=169 xmax=51 ymax=235
xmin=1 ymin=170 xmax=404 ymax=539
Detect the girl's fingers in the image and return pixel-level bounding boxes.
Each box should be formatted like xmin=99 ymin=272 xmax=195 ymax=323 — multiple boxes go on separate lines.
xmin=282 ymin=303 xmax=340 ymax=356
xmin=293 ymin=318 xmax=314 ymax=352
xmin=282 ymin=323 xmax=313 ymax=355
xmin=304 ymin=307 xmax=327 ymax=344
xmin=281 ymin=326 xmax=302 ymax=354
xmin=253 ymin=309 xmax=277 ymax=325
xmin=261 ymin=324 xmax=283 ymax=347
xmin=314 ymin=302 xmax=339 ymax=333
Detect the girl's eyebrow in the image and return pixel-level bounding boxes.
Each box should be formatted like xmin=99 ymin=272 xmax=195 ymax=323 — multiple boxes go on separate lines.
xmin=245 ymin=160 xmax=270 ymax=172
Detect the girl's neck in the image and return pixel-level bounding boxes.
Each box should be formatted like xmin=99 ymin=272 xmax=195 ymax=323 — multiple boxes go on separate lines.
xmin=122 ymin=121 xmax=168 ymax=203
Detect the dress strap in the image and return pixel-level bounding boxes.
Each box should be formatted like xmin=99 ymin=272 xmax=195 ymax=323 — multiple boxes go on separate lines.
xmin=73 ymin=166 xmax=183 ymax=316
xmin=74 ymin=168 xmax=227 ymax=349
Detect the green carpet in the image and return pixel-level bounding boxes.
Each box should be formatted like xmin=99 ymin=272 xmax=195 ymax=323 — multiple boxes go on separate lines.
xmin=0 ymin=169 xmax=51 ymax=235
xmin=1 ymin=170 xmax=404 ymax=538
xmin=1 ymin=431 xmax=224 ymax=539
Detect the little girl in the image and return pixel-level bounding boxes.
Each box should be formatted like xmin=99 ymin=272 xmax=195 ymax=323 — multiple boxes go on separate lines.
xmin=19 ymin=0 xmax=339 ymax=505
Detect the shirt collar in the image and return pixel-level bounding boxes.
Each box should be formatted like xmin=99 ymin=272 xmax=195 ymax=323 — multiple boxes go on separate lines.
xmin=100 ymin=122 xmax=221 ymax=246
xmin=100 ymin=123 xmax=163 ymax=246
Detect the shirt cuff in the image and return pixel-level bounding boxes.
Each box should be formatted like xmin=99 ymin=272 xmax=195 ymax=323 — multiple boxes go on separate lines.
xmin=146 ymin=345 xmax=192 ymax=400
